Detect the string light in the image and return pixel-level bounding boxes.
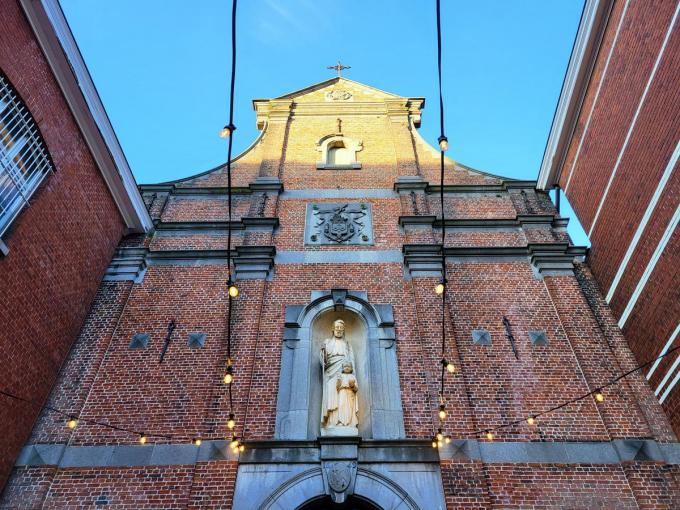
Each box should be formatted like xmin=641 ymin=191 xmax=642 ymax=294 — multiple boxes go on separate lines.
xmin=441 ymin=358 xmax=455 ymax=374
xmin=219 ymin=124 xmax=236 ymax=139
xmin=438 ymin=404 xmax=447 ymax=421
xmin=445 ymin=436 xmax=451 ymax=444
xmin=431 ymin=440 xmax=437 ymax=448
xmin=485 ymin=431 xmax=494 ymax=441
xmin=435 ymin=279 xmax=446 ymax=295
xmin=229 ymin=435 xmax=239 ymax=450
xmin=437 ymin=135 xmax=449 ymax=152
xmin=227 ymin=280 xmax=239 ymax=298
xmin=193 ymin=438 xmax=202 ymax=446
xmin=527 ymin=416 xmax=535 ymax=426
xmin=594 ymin=390 xmax=604 ymax=402
xmin=227 ymin=413 xmax=236 ymax=430
xmin=67 ymin=417 xmax=78 ymax=429
xmin=436 ymin=429 xmax=444 ymax=441
xmin=2 ymin=339 xmax=679 ymax=450
xmin=224 ymin=365 xmax=234 ymax=385
xmin=239 ymin=444 xmax=245 ymax=453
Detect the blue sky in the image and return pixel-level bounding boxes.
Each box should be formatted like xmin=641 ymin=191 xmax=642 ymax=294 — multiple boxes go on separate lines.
xmin=60 ymin=0 xmax=588 ymax=245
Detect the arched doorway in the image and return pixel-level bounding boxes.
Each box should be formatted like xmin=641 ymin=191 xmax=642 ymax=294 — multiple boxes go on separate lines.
xmin=298 ymin=494 xmax=382 ymax=510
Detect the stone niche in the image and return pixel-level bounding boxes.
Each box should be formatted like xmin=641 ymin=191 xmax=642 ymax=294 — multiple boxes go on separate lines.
xmin=276 ymin=289 xmax=405 ymax=440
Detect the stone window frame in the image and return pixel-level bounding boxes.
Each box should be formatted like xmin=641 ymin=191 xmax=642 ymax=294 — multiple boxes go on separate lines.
xmin=275 ymin=289 xmax=405 ymax=440
xmin=316 ymin=134 xmax=362 ymax=170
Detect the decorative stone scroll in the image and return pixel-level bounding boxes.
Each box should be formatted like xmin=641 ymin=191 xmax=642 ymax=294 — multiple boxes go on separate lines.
xmin=305 ymin=203 xmax=373 ymax=245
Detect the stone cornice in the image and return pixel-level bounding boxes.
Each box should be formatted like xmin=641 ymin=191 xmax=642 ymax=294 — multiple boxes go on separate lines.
xmin=155 ymin=218 xmax=279 ymax=233
xmin=402 ymin=243 xmax=587 ymax=278
xmin=139 ymin=178 xmax=283 ymax=197
xmin=104 ymin=246 xmax=276 ymax=281
xmin=399 ymin=214 xmax=569 ymax=230
xmin=393 ymin=176 xmax=538 ymax=194
xmin=426 ymin=181 xmax=537 ymax=193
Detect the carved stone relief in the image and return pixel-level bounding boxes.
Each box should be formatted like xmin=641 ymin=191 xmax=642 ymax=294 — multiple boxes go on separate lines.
xmin=325 ymin=89 xmax=353 ymax=101
xmin=305 ymin=203 xmax=373 ymax=245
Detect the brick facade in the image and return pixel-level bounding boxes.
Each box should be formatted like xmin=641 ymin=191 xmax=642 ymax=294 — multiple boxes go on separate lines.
xmin=541 ymin=0 xmax=680 ymax=434
xmin=3 ymin=77 xmax=680 ymax=508
xmin=0 ymin=0 xmax=127 ymax=490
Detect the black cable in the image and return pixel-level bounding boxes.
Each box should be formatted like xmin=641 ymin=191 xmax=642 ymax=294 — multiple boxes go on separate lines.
xmin=472 ymin=342 xmax=680 ymax=438
xmin=435 ymin=0 xmax=448 ymax=412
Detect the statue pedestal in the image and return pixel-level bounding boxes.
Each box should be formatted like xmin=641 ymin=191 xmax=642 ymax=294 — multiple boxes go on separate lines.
xmin=320 ymin=426 xmax=358 ymax=437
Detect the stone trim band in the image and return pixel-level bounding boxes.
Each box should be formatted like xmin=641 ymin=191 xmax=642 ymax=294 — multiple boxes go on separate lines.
xmin=16 ymin=439 xmax=680 ymax=468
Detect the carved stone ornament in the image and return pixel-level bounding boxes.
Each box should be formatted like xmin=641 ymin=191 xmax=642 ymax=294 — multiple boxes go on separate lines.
xmin=325 ymin=89 xmax=352 ymax=101
xmin=322 ymin=461 xmax=357 ymax=503
xmin=306 ymin=203 xmax=373 ymax=245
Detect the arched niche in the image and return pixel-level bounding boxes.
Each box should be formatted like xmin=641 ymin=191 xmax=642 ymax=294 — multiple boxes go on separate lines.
xmin=276 ymin=289 xmax=405 ymax=440
xmin=316 ymin=135 xmax=362 ymax=169
xmin=309 ymin=309 xmax=370 ymax=438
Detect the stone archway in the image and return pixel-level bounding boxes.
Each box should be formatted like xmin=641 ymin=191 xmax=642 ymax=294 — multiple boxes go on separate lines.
xmin=257 ymin=467 xmax=421 ymax=510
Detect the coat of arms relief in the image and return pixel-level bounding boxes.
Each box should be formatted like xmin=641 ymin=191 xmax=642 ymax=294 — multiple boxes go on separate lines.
xmin=305 ymin=203 xmax=373 ymax=245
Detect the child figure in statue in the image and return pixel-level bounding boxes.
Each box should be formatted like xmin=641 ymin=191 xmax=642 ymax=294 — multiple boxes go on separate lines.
xmin=335 ymin=362 xmax=359 ymax=428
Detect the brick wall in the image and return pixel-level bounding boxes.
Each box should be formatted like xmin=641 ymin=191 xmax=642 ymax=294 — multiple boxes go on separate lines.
xmin=0 ymin=0 xmax=125 ymax=489
xmin=557 ymin=0 xmax=680 ymax=433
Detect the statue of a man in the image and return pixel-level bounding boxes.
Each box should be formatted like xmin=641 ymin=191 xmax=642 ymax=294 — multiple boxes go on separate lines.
xmin=320 ymin=319 xmax=358 ymax=435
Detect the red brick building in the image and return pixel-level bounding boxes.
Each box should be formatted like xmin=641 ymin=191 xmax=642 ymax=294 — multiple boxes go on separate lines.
xmin=538 ymin=0 xmax=680 ymax=433
xmin=2 ymin=71 xmax=679 ymax=507
xmin=0 ymin=0 xmax=151 ymax=490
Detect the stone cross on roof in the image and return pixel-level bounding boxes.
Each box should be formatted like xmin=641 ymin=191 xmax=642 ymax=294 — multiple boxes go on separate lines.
xmin=327 ymin=61 xmax=351 ymax=77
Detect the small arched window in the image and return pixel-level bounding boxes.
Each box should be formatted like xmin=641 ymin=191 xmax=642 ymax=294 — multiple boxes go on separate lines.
xmin=327 ymin=141 xmax=353 ymax=166
xmin=0 ymin=72 xmax=54 ymax=237
xmin=316 ymin=135 xmax=363 ymax=170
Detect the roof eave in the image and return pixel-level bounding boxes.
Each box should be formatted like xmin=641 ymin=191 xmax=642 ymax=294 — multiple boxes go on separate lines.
xmin=19 ymin=0 xmax=153 ymax=233
xmin=537 ymin=0 xmax=615 ymax=190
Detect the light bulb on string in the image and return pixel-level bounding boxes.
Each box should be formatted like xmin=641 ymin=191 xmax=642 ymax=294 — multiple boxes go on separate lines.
xmin=594 ymin=390 xmax=604 ymax=402
xmin=238 ymin=444 xmax=245 ymax=453
xmin=445 ymin=436 xmax=451 ymax=444
xmin=431 ymin=440 xmax=438 ymax=449
xmin=67 ymin=417 xmax=78 ymax=430
xmin=139 ymin=433 xmax=147 ymax=445
xmin=438 ymin=404 xmax=447 ymax=421
xmin=435 ymin=280 xmax=446 ymax=295
xmin=219 ymin=124 xmax=236 ymax=139
xmin=193 ymin=438 xmax=202 ymax=446
xmin=438 ymin=135 xmax=449 ymax=152
xmin=229 ymin=436 xmax=239 ymax=450
xmin=485 ymin=431 xmax=494 ymax=441
xmin=437 ymin=440 xmax=443 ymax=448
xmin=224 ymin=365 xmax=234 ymax=385
xmin=436 ymin=429 xmax=444 ymax=442
xmin=227 ymin=279 xmax=239 ymax=298
xmin=527 ymin=416 xmax=535 ymax=426
xmin=441 ymin=358 xmax=455 ymax=374
xmin=227 ymin=413 xmax=236 ymax=430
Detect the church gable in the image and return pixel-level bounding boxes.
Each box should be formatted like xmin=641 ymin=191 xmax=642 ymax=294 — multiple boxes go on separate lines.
xmin=275 ymin=77 xmax=402 ymax=103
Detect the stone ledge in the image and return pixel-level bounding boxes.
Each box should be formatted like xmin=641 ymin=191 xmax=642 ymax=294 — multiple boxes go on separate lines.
xmin=402 ymin=243 xmax=588 ymax=278
xmin=104 ymin=246 xmax=276 ymax=281
xmin=399 ymin=214 xmax=569 ymax=230
xmin=155 ymin=218 xmax=279 ymax=233
xmin=16 ymin=439 xmax=680 ymax=468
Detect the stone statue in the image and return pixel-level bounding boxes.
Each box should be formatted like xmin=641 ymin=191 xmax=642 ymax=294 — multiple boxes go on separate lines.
xmin=320 ymin=319 xmax=359 ymax=436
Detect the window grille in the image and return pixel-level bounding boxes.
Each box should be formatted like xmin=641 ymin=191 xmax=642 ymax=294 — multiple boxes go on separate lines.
xmin=0 ymin=72 xmax=54 ymax=237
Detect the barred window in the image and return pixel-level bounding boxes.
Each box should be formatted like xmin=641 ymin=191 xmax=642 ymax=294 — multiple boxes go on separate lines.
xmin=0 ymin=72 xmax=54 ymax=236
